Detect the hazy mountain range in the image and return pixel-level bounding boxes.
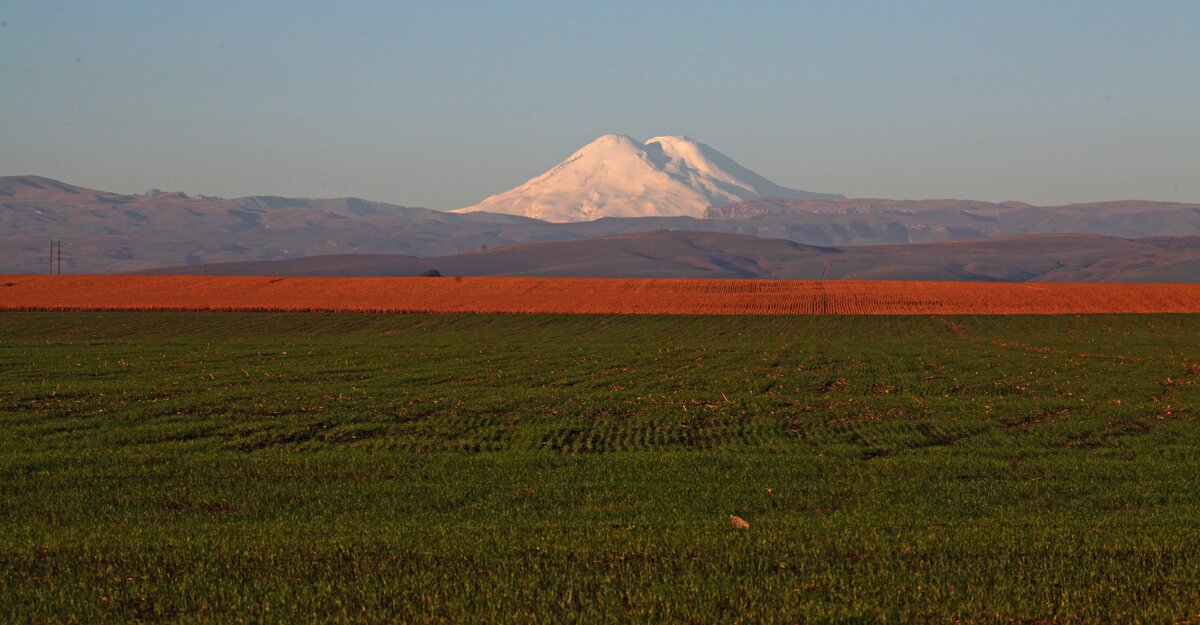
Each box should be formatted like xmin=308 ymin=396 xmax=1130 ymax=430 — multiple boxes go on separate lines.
xmin=4 ymin=133 xmax=1200 ymax=278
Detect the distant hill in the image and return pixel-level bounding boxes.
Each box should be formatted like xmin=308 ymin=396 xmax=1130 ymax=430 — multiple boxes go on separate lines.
xmin=142 ymin=230 xmax=1200 ymax=283
xmin=0 ymin=175 xmax=540 ymax=273
xmin=5 ymin=175 xmax=1200 ymax=274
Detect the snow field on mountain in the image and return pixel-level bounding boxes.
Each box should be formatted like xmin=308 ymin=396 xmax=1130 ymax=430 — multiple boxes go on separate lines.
xmin=453 ymin=134 xmax=838 ymax=221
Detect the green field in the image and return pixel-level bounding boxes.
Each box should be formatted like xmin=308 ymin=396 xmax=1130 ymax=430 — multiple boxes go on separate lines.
xmin=2 ymin=312 xmax=1198 ymax=623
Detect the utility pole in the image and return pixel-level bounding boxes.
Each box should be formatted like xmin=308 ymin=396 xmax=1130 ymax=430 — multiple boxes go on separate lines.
xmin=57 ymin=241 xmax=62 ymax=275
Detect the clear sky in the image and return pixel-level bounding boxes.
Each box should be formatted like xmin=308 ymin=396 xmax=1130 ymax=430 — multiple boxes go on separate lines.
xmin=2 ymin=1 xmax=1198 ymax=209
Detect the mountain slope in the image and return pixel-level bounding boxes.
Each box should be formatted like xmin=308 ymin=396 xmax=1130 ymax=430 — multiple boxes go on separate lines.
xmin=452 ymin=134 xmax=839 ymax=221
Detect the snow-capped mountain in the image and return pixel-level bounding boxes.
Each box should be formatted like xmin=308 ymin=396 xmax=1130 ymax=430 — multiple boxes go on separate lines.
xmin=452 ymin=134 xmax=840 ymax=222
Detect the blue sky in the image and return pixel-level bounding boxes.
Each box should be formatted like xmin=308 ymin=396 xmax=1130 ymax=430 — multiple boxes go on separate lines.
xmin=2 ymin=1 xmax=1198 ymax=208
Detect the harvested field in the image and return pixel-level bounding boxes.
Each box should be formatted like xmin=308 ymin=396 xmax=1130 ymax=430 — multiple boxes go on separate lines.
xmin=3 ymin=274 xmax=1200 ymax=314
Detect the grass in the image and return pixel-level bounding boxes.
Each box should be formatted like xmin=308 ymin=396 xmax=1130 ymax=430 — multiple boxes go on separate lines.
xmin=1 ymin=311 xmax=1198 ymax=623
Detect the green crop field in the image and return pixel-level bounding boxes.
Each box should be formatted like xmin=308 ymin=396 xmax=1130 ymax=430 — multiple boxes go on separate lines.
xmin=2 ymin=312 xmax=1198 ymax=623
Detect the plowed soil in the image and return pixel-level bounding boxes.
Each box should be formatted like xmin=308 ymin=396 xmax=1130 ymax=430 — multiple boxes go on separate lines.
xmin=4 ymin=275 xmax=1200 ymax=314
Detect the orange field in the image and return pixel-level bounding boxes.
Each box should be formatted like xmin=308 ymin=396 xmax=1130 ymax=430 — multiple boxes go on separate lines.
xmin=3 ymin=275 xmax=1200 ymax=315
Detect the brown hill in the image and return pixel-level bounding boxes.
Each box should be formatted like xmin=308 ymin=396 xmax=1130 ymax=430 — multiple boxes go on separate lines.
xmin=142 ymin=230 xmax=1200 ymax=283
xmin=705 ymin=197 xmax=1200 ymax=245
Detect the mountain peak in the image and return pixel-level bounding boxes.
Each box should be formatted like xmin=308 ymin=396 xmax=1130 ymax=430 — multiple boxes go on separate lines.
xmin=645 ymin=134 xmax=694 ymax=146
xmin=453 ymin=134 xmax=840 ymax=222
xmin=587 ymin=133 xmax=639 ymax=145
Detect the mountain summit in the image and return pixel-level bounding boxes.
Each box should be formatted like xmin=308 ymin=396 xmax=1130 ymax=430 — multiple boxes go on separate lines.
xmin=452 ymin=134 xmax=840 ymax=222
